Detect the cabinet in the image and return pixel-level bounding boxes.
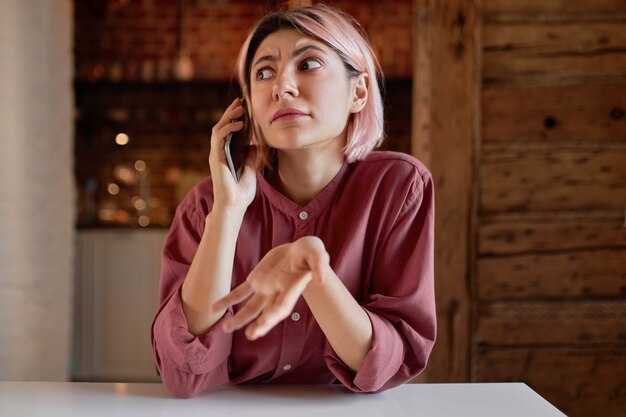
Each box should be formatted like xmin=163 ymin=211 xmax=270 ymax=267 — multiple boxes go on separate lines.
xmin=72 ymin=229 xmax=167 ymax=382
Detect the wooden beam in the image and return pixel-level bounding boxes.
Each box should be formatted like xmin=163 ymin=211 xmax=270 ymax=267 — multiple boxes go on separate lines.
xmin=477 ymin=249 xmax=626 ymax=300
xmin=481 ymin=147 xmax=626 ymax=213
xmin=412 ymin=0 xmax=477 ymax=382
xmin=483 ymin=85 xmax=626 ymax=142
xmin=483 ymin=22 xmax=626 ymax=86
xmin=478 ymin=216 xmax=626 ymax=255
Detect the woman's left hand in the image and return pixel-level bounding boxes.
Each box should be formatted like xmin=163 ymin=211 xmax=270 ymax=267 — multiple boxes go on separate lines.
xmin=210 ymin=236 xmax=329 ymax=340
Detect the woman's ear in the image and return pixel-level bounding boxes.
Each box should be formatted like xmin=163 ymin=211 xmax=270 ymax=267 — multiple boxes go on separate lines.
xmin=349 ymin=73 xmax=368 ymax=114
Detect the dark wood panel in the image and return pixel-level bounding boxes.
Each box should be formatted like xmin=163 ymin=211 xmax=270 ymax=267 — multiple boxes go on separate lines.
xmin=480 ymin=147 xmax=626 ymax=213
xmin=475 ymin=347 xmax=626 ymax=417
xmin=477 ymin=300 xmax=626 ymax=344
xmin=479 ymin=217 xmax=626 ymax=255
xmin=477 ymin=249 xmax=626 ymax=300
xmin=482 ymin=85 xmax=626 ymax=142
xmin=483 ymin=23 xmax=626 ymax=85
xmin=484 ymin=0 xmax=626 ymax=15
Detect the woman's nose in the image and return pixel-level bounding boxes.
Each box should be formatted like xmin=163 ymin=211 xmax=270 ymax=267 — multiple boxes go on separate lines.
xmin=272 ymin=73 xmax=298 ymax=101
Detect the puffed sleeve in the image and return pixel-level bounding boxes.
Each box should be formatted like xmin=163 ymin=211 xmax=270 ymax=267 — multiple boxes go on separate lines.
xmin=150 ymin=188 xmax=234 ymax=398
xmin=324 ymin=170 xmax=436 ymax=393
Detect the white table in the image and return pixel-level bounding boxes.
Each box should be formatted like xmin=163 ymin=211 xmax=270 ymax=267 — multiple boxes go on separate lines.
xmin=0 ymin=381 xmax=565 ymax=416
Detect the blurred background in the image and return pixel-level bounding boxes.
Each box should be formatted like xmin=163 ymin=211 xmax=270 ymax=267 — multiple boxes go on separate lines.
xmin=0 ymin=1 xmax=625 ymax=416
xmin=72 ymin=0 xmax=413 ymax=229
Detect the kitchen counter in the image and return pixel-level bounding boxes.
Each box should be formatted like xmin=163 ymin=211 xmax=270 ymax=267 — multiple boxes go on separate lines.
xmin=0 ymin=382 xmax=565 ymax=416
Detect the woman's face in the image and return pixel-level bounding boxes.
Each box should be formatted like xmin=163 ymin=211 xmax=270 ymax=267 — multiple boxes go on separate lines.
xmin=249 ymin=29 xmax=358 ymax=156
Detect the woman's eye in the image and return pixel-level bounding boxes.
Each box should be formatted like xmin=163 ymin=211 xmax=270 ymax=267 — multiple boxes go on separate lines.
xmin=257 ymin=68 xmax=273 ymax=80
xmin=300 ymin=59 xmax=322 ymax=71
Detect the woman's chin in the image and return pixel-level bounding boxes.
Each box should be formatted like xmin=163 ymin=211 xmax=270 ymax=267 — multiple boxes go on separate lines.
xmin=266 ymin=136 xmax=311 ymax=150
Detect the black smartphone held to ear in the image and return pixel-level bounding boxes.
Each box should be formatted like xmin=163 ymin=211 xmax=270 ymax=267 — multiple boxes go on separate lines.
xmin=224 ymin=99 xmax=251 ymax=182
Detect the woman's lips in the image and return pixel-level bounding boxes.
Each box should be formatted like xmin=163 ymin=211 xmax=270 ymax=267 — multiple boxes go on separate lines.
xmin=271 ymin=108 xmax=309 ymax=123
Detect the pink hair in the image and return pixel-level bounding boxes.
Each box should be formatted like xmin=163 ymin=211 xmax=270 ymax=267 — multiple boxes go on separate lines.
xmin=234 ymin=4 xmax=385 ymax=168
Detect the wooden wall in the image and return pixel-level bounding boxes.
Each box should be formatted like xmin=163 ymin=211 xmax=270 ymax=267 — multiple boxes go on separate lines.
xmin=414 ymin=0 xmax=626 ymax=415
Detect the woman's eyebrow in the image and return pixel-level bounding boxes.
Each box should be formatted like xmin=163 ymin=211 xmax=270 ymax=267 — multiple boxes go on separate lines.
xmin=252 ymin=44 xmax=327 ymax=69
xmin=292 ymin=44 xmax=327 ymax=58
xmin=252 ymin=54 xmax=277 ymax=69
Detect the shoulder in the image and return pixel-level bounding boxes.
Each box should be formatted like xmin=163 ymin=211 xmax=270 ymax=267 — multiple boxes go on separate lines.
xmin=350 ymin=151 xmax=433 ymax=215
xmin=354 ymin=151 xmax=432 ymax=185
xmin=175 ymin=175 xmax=215 ymax=222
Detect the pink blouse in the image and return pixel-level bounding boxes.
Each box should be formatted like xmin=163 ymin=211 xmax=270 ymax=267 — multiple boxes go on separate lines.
xmin=151 ymin=151 xmax=436 ymax=398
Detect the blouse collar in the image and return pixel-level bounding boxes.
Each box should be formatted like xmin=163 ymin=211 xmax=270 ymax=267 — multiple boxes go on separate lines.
xmin=256 ymin=159 xmax=351 ymax=220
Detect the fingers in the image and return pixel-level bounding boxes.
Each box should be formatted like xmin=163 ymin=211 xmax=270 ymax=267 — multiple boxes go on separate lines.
xmin=223 ymin=293 xmax=267 ymax=333
xmin=222 ymin=98 xmax=244 ymax=123
xmin=273 ymin=274 xmax=311 ymax=312
xmin=210 ymin=121 xmax=244 ymax=158
xmin=210 ymin=98 xmax=246 ymax=151
xmin=220 ymin=275 xmax=310 ymax=340
xmin=210 ymin=281 xmax=253 ymax=313
xmin=245 ymin=304 xmax=287 ymax=340
xmin=247 ymin=275 xmax=310 ymax=340
xmin=215 ymin=238 xmax=331 ymax=340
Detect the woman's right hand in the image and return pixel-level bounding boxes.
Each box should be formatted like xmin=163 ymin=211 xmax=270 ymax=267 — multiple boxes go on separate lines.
xmin=208 ymin=98 xmax=257 ymax=215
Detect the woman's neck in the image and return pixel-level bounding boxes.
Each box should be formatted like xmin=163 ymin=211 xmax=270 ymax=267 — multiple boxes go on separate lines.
xmin=269 ymin=145 xmax=345 ymax=207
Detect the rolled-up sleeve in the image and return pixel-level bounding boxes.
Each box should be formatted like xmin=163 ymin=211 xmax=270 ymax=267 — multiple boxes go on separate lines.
xmin=150 ymin=200 xmax=234 ymax=398
xmin=324 ymin=172 xmax=436 ymax=393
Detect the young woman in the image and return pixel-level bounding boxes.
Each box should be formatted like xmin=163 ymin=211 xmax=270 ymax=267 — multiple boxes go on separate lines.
xmin=151 ymin=4 xmax=436 ymax=398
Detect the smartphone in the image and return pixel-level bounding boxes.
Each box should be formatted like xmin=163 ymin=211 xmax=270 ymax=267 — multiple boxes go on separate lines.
xmin=224 ymin=99 xmax=251 ymax=182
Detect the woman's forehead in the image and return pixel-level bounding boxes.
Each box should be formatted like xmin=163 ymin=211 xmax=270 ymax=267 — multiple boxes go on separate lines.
xmin=253 ymin=29 xmax=329 ymax=60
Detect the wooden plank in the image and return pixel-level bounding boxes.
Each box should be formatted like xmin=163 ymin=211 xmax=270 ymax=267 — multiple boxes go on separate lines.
xmin=478 ymin=300 xmax=626 ymax=344
xmin=484 ymin=0 xmax=626 ymax=16
xmin=483 ymin=22 xmax=626 ymax=85
xmin=480 ymin=147 xmax=626 ymax=213
xmin=412 ymin=0 xmax=476 ymax=382
xmin=479 ymin=216 xmax=626 ymax=255
xmin=482 ymin=85 xmax=626 ymax=142
xmin=474 ymin=347 xmax=626 ymax=417
xmin=477 ymin=249 xmax=626 ymax=300
xmin=478 ymin=317 xmax=626 ymax=345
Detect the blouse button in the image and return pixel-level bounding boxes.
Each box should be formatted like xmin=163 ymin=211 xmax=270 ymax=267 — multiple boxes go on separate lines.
xmin=283 ymin=364 xmax=292 ymax=371
xmin=298 ymin=211 xmax=308 ymax=220
xmin=291 ymin=312 xmax=301 ymax=322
